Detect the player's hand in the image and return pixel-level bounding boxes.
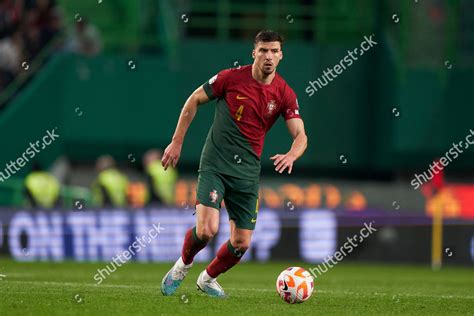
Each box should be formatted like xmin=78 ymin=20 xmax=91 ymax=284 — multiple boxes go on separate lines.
xmin=162 ymin=140 xmax=182 ymax=170
xmin=270 ymin=153 xmax=296 ymax=174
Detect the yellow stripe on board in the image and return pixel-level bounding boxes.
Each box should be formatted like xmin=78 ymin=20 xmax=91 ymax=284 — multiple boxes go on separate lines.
xmin=431 ymin=202 xmax=443 ymax=270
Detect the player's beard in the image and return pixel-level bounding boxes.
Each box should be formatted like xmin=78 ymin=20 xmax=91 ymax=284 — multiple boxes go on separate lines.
xmin=262 ymin=64 xmax=275 ymax=76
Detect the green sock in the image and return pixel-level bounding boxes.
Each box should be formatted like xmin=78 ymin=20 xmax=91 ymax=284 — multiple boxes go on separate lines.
xmin=227 ymin=240 xmax=246 ymax=258
xmin=192 ymin=226 xmax=207 ymax=245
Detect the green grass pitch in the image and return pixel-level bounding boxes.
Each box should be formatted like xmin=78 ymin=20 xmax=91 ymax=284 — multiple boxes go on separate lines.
xmin=0 ymin=259 xmax=473 ymax=315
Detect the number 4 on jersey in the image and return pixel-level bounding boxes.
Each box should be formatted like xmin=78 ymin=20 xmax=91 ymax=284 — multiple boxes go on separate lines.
xmin=235 ymin=105 xmax=244 ymax=121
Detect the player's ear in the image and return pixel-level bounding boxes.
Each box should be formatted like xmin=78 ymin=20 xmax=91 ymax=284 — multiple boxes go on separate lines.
xmin=279 ymin=50 xmax=283 ymax=60
xmin=252 ymin=49 xmax=256 ymax=59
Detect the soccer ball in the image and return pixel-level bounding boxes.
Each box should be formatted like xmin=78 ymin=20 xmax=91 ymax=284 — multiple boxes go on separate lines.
xmin=276 ymin=267 xmax=314 ymax=304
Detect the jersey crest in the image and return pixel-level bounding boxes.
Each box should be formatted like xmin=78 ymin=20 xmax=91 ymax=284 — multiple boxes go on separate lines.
xmin=266 ymin=100 xmax=278 ymax=115
xmin=209 ymin=189 xmax=218 ymax=203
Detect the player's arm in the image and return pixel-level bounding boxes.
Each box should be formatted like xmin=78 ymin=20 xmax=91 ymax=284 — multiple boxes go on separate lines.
xmin=270 ymin=118 xmax=307 ymax=174
xmin=162 ymin=86 xmax=210 ymax=170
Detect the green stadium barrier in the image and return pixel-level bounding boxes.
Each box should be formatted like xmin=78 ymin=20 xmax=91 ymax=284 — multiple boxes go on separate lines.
xmin=0 ymin=43 xmax=373 ymax=170
xmin=1 ymin=38 xmax=473 ymax=176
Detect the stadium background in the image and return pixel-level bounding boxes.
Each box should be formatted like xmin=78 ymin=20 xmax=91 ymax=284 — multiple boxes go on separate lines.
xmin=0 ymin=0 xmax=473 ymax=312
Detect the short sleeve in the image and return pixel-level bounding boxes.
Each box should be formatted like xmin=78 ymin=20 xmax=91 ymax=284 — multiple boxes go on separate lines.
xmin=202 ymin=68 xmax=233 ymax=100
xmin=281 ymin=86 xmax=302 ymax=120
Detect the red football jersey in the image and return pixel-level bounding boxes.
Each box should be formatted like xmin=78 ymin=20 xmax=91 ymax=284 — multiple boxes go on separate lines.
xmin=200 ymin=65 xmax=302 ymax=179
xmin=204 ymin=65 xmax=301 ymax=157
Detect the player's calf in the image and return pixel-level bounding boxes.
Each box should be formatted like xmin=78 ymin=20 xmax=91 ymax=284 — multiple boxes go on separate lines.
xmin=182 ymin=226 xmax=209 ymax=264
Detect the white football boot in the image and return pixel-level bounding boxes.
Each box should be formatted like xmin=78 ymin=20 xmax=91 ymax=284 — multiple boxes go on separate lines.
xmin=196 ymin=269 xmax=227 ymax=298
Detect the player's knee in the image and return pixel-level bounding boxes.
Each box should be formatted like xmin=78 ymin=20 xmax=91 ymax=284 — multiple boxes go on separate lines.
xmin=231 ymin=238 xmax=251 ymax=252
xmin=196 ymin=225 xmax=218 ymax=242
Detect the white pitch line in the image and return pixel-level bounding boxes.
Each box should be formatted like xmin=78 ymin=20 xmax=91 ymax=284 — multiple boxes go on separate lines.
xmin=3 ymin=280 xmax=474 ymax=300
xmin=3 ymin=280 xmax=145 ymax=289
xmin=313 ymin=289 xmax=474 ymax=300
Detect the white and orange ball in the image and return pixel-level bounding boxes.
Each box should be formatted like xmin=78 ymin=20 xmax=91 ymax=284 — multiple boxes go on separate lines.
xmin=276 ymin=267 xmax=314 ymax=304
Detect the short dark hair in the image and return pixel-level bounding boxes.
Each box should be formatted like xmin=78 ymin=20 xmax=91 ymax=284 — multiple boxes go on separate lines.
xmin=254 ymin=30 xmax=284 ymax=47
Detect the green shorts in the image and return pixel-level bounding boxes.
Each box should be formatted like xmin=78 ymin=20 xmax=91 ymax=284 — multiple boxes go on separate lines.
xmin=196 ymin=171 xmax=260 ymax=230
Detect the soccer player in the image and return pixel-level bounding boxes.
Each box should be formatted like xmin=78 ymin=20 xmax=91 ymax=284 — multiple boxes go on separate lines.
xmin=160 ymin=30 xmax=307 ymax=298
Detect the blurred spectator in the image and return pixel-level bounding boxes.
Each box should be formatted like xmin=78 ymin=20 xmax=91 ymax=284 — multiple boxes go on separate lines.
xmin=0 ymin=0 xmax=64 ymax=93
xmin=64 ymin=17 xmax=102 ymax=56
xmin=24 ymin=164 xmax=60 ymax=209
xmin=422 ymin=157 xmax=446 ymax=198
xmin=0 ymin=0 xmax=23 ymax=38
xmin=91 ymin=155 xmax=129 ymax=208
xmin=126 ymin=181 xmax=149 ymax=208
xmin=0 ymin=27 xmax=22 ymax=89
xmin=143 ymin=149 xmax=178 ymax=205
xmin=24 ymin=0 xmax=62 ymax=58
